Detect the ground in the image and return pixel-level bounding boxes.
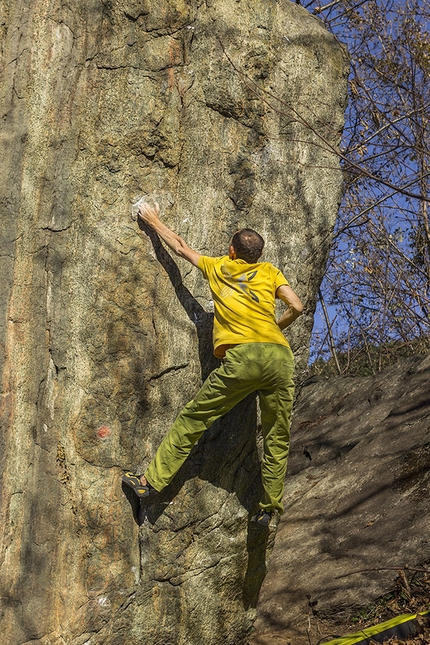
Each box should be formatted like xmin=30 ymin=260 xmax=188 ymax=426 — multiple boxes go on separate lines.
xmin=250 ymin=565 xmax=430 ymax=645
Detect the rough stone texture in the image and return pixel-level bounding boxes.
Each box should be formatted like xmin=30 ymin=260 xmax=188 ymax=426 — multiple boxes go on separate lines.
xmin=251 ymin=353 xmax=430 ymax=645
xmin=0 ymin=1 xmax=347 ymax=644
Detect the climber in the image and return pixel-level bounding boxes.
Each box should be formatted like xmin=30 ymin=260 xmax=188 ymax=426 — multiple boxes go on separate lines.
xmin=123 ymin=201 xmax=303 ymax=526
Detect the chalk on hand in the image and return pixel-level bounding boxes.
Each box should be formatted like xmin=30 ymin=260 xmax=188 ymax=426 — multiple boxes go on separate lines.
xmin=131 ymin=197 xmax=147 ymax=221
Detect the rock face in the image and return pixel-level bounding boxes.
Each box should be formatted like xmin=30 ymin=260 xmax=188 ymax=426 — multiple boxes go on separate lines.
xmin=252 ymin=353 xmax=430 ymax=645
xmin=0 ymin=2 xmax=347 ymax=644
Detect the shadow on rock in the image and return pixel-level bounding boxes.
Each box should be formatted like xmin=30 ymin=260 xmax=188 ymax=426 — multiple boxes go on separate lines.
xmin=243 ymin=522 xmax=274 ymax=610
xmin=140 ymin=220 xmax=218 ymax=380
xmin=121 ymin=481 xmax=144 ymax=525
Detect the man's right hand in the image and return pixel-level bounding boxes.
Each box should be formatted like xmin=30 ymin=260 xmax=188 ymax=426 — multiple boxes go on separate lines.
xmin=136 ymin=202 xmax=201 ymax=267
xmin=138 ymin=201 xmax=160 ymax=226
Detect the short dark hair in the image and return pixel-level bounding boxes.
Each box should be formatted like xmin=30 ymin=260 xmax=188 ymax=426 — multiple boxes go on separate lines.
xmin=231 ymin=228 xmax=265 ymax=263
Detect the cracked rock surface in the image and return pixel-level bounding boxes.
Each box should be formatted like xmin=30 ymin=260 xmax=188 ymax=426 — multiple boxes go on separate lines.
xmin=0 ymin=1 xmax=347 ymax=644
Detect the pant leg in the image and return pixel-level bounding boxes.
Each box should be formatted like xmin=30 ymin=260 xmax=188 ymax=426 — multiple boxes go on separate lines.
xmin=258 ymin=351 xmax=295 ymax=514
xmin=145 ymin=349 xmax=261 ymax=491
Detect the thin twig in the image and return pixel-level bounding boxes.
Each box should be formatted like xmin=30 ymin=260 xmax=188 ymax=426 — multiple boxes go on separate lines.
xmin=318 ymin=288 xmax=342 ymax=374
xmin=307 ymin=612 xmax=314 ymax=645
xmin=314 ymin=0 xmax=343 ymax=14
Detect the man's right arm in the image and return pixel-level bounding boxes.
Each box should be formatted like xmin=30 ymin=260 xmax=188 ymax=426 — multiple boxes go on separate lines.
xmin=138 ymin=202 xmax=201 ymax=267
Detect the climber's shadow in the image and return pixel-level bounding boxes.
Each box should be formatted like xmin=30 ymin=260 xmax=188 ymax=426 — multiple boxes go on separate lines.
xmin=140 ymin=220 xmax=218 ymax=380
xmin=139 ymin=391 xmax=263 ymax=511
xmin=121 ymin=481 xmax=142 ymax=525
xmin=243 ymin=522 xmax=271 ymax=609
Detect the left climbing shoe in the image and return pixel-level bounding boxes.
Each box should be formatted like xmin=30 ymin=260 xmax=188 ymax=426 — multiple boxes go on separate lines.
xmin=250 ymin=509 xmax=274 ymax=527
xmin=122 ymin=472 xmax=151 ymax=498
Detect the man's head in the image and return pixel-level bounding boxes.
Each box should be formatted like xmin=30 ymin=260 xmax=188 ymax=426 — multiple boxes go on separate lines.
xmin=229 ymin=228 xmax=265 ymax=263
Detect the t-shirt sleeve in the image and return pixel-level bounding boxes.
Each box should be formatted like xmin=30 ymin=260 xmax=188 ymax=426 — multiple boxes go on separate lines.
xmin=273 ymin=268 xmax=290 ymax=292
xmin=197 ymin=255 xmax=219 ymax=280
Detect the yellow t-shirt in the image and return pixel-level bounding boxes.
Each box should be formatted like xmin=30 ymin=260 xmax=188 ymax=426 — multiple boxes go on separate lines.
xmin=198 ymin=255 xmax=290 ymax=358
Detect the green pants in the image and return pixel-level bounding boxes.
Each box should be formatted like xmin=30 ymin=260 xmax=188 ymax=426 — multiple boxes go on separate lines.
xmin=145 ymin=343 xmax=295 ymax=513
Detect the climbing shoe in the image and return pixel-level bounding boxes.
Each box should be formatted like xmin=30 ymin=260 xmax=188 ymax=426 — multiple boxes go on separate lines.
xmin=122 ymin=472 xmax=151 ymax=498
xmin=250 ymin=509 xmax=275 ymax=527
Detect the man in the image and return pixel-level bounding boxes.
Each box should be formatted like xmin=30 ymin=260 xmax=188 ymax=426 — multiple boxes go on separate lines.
xmin=123 ymin=201 xmax=303 ymax=525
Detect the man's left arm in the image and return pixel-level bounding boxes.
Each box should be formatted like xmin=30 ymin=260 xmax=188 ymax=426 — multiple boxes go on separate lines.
xmin=138 ymin=202 xmax=201 ymax=267
xmin=276 ymin=284 xmax=304 ymax=330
